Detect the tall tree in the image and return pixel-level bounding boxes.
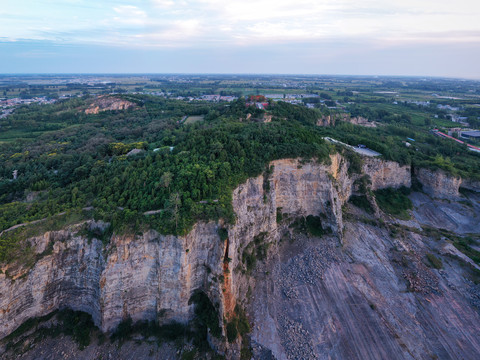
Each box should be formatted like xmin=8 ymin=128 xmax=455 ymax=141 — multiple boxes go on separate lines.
xmin=160 ymin=171 xmax=173 ymax=189
xmin=169 ymin=192 xmax=181 ymax=232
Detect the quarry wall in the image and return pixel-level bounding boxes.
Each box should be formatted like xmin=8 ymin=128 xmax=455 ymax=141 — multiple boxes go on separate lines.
xmin=0 ymin=155 xmax=411 ymax=339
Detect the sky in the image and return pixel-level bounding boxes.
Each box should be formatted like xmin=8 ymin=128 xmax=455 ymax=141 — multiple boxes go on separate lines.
xmin=0 ymin=0 xmax=479 ymax=78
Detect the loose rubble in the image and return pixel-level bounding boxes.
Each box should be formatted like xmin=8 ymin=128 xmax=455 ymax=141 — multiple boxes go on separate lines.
xmin=276 ymin=235 xmax=337 ymax=294
xmin=278 ymin=316 xmax=317 ymax=360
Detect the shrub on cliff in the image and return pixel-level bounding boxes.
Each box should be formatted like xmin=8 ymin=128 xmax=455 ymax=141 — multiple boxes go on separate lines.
xmin=349 ymin=195 xmax=374 ymax=214
xmin=226 ymin=304 xmax=251 ymax=343
xmin=189 ymin=289 xmax=221 ymax=347
xmin=289 ymin=215 xmax=326 ymax=237
xmin=5 ymin=309 xmax=98 ymax=352
xmin=374 ymin=187 xmax=412 ymax=219
xmin=426 ymin=253 xmax=443 ymax=269
xmin=226 ymin=321 xmax=238 ymax=342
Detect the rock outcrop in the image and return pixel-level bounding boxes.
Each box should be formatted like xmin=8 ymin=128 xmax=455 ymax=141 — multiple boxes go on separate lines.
xmin=226 ymin=156 xmax=352 ymax=312
xmin=461 ymin=178 xmax=480 ymax=193
xmin=0 ymin=155 xmax=411 ymax=341
xmin=4 ymin=153 xmax=480 ymax=360
xmin=0 ymin=223 xmax=224 ymax=338
xmin=415 ymin=167 xmax=462 ymax=198
xmin=0 ymin=230 xmax=104 ymax=338
xmin=85 ymin=96 xmax=136 ymax=114
xmin=363 ymin=157 xmax=411 ymax=190
xmin=317 ymin=113 xmax=375 ymax=127
xmin=415 ymin=167 xmax=480 ymax=198
xmin=249 ymin=215 xmax=480 ymax=360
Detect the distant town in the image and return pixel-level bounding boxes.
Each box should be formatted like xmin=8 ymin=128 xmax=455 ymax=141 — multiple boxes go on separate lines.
xmin=1 ymin=74 xmax=480 ymax=147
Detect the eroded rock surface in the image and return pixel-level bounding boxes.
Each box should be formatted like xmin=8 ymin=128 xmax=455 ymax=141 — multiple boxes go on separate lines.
xmin=85 ymin=96 xmax=136 ymax=114
xmin=250 ymin=211 xmax=480 ymax=360
xmin=0 ymin=222 xmax=224 ymax=337
xmin=416 ymin=168 xmax=462 ymax=199
xmin=363 ymin=157 xmax=410 ymax=190
xmin=2 ymin=155 xmax=480 ymax=360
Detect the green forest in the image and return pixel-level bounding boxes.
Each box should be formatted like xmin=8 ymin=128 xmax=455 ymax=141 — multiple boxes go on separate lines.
xmin=1 ymin=94 xmax=480 ymax=261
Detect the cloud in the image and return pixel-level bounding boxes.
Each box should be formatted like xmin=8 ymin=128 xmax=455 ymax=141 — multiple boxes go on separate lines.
xmin=1 ymin=0 xmax=479 ymax=48
xmin=124 ymin=19 xmax=202 ymax=47
xmin=113 ymin=5 xmax=147 ymax=25
xmin=151 ymin=0 xmax=176 ymax=7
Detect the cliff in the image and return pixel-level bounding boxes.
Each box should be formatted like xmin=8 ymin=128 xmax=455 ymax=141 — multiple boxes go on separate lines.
xmin=0 ymin=223 xmax=224 ymax=338
xmin=316 ymin=113 xmax=375 ymax=127
xmin=226 ymin=156 xmax=352 ymax=315
xmin=460 ymin=178 xmax=480 ymax=193
xmin=416 ymin=167 xmax=480 ymax=198
xmin=1 ymin=154 xmax=409 ymax=341
xmin=415 ymin=167 xmax=462 ymax=198
xmin=85 ymin=96 xmax=136 ymax=115
xmin=3 ymin=153 xmax=480 ymax=360
xmin=362 ymin=157 xmax=411 ymax=190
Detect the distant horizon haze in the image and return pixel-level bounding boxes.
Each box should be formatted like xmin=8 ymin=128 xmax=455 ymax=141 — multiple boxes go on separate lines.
xmin=0 ymin=72 xmax=479 ymax=82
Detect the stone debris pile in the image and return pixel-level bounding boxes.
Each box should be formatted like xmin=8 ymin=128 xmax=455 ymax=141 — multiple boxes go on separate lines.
xmin=278 ymin=315 xmax=318 ymax=360
xmin=277 ymin=238 xmax=337 ymax=294
xmin=402 ymin=256 xmax=439 ymax=294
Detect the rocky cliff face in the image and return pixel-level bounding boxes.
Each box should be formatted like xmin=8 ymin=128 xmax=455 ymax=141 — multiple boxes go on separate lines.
xmin=0 ymin=155 xmax=411 ymax=342
xmin=99 ymin=223 xmax=223 ymax=330
xmin=415 ymin=167 xmax=480 ymax=199
xmin=0 ymin=223 xmax=224 ymax=338
xmin=0 ymin=229 xmax=104 ymax=339
xmin=226 ymin=156 xmax=352 ymax=313
xmin=316 ymin=113 xmax=375 ymax=128
xmin=416 ymin=167 xmax=462 ymax=198
xmin=85 ymin=96 xmax=136 ymax=115
xmin=363 ymin=157 xmax=410 ymax=190
xmin=460 ymin=178 xmax=480 ymax=193
xmin=249 ymin=210 xmax=480 ymax=360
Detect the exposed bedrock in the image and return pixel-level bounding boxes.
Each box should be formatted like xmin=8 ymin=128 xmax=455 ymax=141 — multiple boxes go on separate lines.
xmin=5 ymin=154 xmax=480 ymax=359
xmin=0 ymin=155 xmax=411 ymax=341
xmin=415 ymin=167 xmax=462 ymax=199
xmin=250 ymin=220 xmax=480 ymax=360
xmin=0 ymin=222 xmax=224 ymax=337
xmin=415 ymin=167 xmax=480 ymax=199
xmin=362 ymin=156 xmax=411 ymax=190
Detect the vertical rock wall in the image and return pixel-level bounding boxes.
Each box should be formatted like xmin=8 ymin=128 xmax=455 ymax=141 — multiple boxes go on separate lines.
xmin=363 ymin=157 xmax=411 ymax=190
xmin=0 ymin=222 xmax=223 ymax=338
xmin=0 ymin=232 xmax=105 ymax=338
xmin=226 ymin=156 xmax=354 ymax=308
xmin=415 ymin=167 xmax=462 ymax=198
xmin=0 ymin=155 xmax=414 ymax=340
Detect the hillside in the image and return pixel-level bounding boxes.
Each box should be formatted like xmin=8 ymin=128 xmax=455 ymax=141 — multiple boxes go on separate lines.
xmin=1 ymin=94 xmax=480 ymax=359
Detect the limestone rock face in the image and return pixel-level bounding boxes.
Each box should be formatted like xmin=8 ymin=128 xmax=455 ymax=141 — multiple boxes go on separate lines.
xmin=0 ymin=231 xmax=104 ymax=338
xmin=0 ymin=222 xmax=223 ymax=337
xmin=461 ymin=178 xmax=480 ymax=193
xmin=416 ymin=167 xmax=462 ymax=198
xmin=226 ymin=157 xmax=349 ymax=311
xmin=363 ymin=157 xmax=411 ymax=190
xmin=0 ymin=155 xmax=414 ymax=340
xmin=99 ymin=223 xmax=223 ymax=331
xmin=316 ymin=113 xmax=375 ymax=127
xmin=85 ymin=96 xmax=136 ymax=115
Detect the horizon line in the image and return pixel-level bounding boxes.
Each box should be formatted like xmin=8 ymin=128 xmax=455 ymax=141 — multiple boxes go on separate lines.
xmin=0 ymin=73 xmax=479 ymax=81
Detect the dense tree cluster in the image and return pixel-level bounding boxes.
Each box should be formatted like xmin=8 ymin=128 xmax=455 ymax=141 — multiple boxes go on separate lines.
xmin=0 ymin=96 xmax=332 ymax=237
xmin=1 ymin=94 xmax=479 ymax=248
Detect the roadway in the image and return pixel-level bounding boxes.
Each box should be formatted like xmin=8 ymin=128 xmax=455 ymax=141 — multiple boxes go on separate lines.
xmin=323 ymin=137 xmax=381 ymax=157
